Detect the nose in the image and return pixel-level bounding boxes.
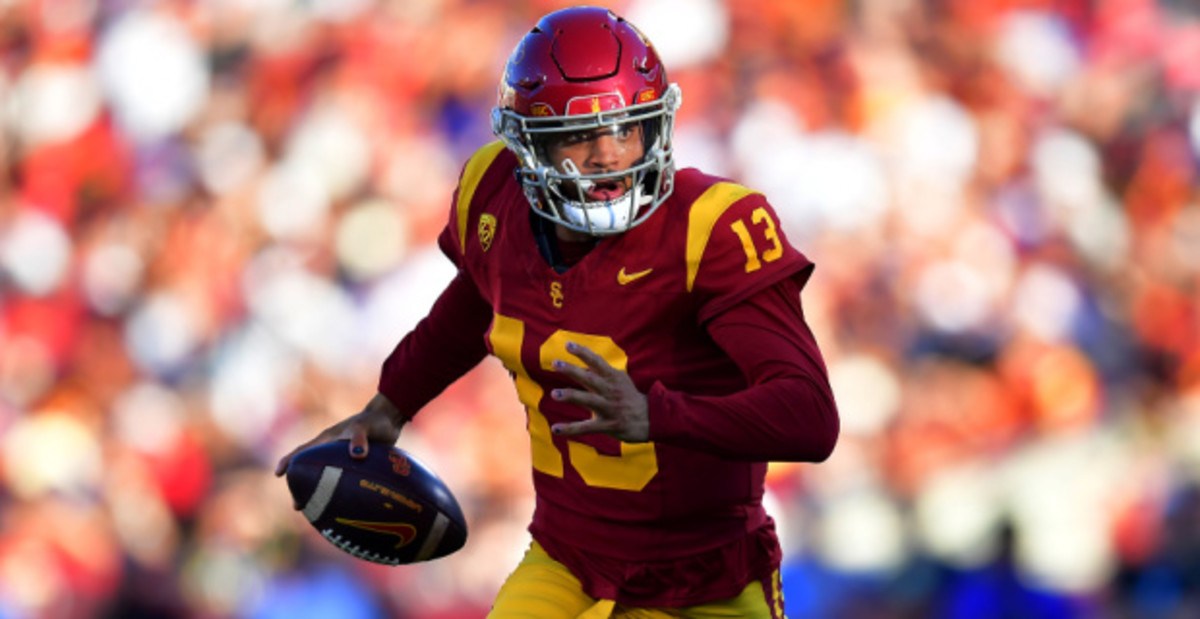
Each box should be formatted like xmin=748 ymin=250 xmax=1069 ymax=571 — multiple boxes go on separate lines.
xmin=586 ymin=133 xmax=623 ymax=170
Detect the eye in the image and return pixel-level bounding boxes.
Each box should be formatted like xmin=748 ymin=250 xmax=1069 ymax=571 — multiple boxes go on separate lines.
xmin=541 ymin=132 xmax=587 ymax=152
xmin=561 ymin=131 xmax=592 ymax=146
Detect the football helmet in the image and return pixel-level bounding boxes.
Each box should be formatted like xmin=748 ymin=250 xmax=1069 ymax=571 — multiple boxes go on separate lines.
xmin=492 ymin=6 xmax=682 ymax=236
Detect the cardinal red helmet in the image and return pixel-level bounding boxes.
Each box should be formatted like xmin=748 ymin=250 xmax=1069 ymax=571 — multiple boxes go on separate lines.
xmin=491 ymin=6 xmax=682 ymax=235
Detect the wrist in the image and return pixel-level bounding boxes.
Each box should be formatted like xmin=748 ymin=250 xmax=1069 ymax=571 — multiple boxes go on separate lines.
xmin=369 ymin=392 xmax=411 ymax=428
xmin=628 ymin=394 xmax=651 ymax=442
xmin=645 ymin=381 xmax=682 ymax=442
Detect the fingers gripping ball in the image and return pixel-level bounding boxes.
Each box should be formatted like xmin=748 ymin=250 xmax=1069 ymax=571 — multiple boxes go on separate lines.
xmin=285 ymin=441 xmax=468 ymax=565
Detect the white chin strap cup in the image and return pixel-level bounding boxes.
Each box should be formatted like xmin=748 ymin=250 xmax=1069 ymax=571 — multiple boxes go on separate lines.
xmin=556 ymin=159 xmax=635 ymax=234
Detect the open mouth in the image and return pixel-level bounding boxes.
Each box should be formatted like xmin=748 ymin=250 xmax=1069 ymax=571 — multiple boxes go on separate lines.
xmin=584 ymin=179 xmax=629 ymax=202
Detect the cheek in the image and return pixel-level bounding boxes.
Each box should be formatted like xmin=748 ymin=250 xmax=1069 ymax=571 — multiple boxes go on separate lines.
xmin=548 ymin=147 xmax=581 ymax=171
xmin=621 ymin=145 xmax=644 ymax=165
xmin=618 ymin=133 xmax=645 ymax=155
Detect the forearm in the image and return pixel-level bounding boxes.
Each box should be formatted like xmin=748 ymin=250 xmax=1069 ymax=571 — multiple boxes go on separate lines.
xmin=377 ymin=270 xmax=493 ymax=419
xmin=646 ymin=278 xmax=839 ymax=461
xmin=647 ymin=374 xmax=837 ymax=461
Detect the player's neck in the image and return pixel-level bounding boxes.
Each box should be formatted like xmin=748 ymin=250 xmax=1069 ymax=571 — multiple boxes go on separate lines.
xmin=554 ymin=224 xmax=598 ymax=267
xmin=555 ymin=224 xmax=594 ymax=244
xmin=530 ymin=212 xmax=596 ymax=273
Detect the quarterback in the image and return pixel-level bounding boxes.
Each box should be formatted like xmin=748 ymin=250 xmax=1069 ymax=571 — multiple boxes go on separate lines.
xmin=276 ymin=6 xmax=840 ymax=618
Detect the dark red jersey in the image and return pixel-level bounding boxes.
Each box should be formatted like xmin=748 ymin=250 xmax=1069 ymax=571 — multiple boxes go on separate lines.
xmin=399 ymin=141 xmax=835 ymax=606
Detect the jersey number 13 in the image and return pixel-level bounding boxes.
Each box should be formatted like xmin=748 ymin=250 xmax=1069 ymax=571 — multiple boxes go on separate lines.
xmin=489 ymin=314 xmax=659 ymax=492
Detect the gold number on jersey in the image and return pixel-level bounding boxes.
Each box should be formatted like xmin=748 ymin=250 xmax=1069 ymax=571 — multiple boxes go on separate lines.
xmin=731 ymin=207 xmax=784 ymax=273
xmin=490 ymin=314 xmax=563 ymax=477
xmin=489 ymin=316 xmax=659 ymax=491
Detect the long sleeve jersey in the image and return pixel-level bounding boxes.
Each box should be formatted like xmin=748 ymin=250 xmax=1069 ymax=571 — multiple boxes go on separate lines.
xmin=377 ymin=141 xmax=838 ymax=607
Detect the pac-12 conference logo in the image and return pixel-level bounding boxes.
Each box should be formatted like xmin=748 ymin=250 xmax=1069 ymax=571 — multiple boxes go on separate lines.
xmin=479 ymin=214 xmax=497 ymax=252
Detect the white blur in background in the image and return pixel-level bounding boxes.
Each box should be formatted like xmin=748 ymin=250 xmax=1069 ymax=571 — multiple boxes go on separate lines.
xmin=96 ymin=10 xmax=209 ymax=142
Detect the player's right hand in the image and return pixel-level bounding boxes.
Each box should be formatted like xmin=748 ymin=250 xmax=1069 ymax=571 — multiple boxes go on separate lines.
xmin=274 ymin=392 xmax=408 ymax=477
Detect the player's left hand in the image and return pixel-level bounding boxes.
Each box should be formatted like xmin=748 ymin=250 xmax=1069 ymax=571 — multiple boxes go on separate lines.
xmin=549 ymin=341 xmax=650 ymax=443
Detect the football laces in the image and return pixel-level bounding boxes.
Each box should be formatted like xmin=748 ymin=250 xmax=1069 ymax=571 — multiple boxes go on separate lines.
xmin=320 ymin=529 xmax=402 ymax=566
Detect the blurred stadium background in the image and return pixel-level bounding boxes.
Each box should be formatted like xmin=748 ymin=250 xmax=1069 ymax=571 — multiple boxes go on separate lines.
xmin=1 ymin=0 xmax=1198 ymax=616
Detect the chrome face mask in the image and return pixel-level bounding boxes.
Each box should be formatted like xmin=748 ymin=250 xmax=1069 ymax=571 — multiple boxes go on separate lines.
xmin=493 ymin=84 xmax=682 ymax=236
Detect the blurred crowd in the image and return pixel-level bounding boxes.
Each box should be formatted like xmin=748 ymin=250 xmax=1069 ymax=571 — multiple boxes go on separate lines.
xmin=0 ymin=0 xmax=1198 ymax=617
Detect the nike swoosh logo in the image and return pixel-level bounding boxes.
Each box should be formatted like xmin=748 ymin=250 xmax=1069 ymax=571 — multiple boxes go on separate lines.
xmin=617 ymin=267 xmax=653 ymax=285
xmin=336 ymin=518 xmax=418 ymax=548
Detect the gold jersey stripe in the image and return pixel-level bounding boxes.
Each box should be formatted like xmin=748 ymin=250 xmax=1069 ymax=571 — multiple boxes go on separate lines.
xmin=456 ymin=140 xmax=507 ymax=254
xmin=685 ymin=182 xmax=760 ymax=292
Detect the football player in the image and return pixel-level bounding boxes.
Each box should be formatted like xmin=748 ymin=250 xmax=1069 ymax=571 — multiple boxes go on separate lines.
xmin=276 ymin=6 xmax=840 ymax=618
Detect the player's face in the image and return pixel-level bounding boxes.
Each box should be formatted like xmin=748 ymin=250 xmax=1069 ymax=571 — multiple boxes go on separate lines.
xmin=544 ymin=122 xmax=645 ymax=200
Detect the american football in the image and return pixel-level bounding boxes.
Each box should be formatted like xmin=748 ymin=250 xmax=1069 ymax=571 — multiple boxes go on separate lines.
xmin=285 ymin=441 xmax=468 ymax=565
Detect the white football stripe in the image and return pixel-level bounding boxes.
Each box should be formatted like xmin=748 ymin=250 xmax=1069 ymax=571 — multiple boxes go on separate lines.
xmin=301 ymin=466 xmax=343 ymax=522
xmin=415 ymin=513 xmax=449 ymax=561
